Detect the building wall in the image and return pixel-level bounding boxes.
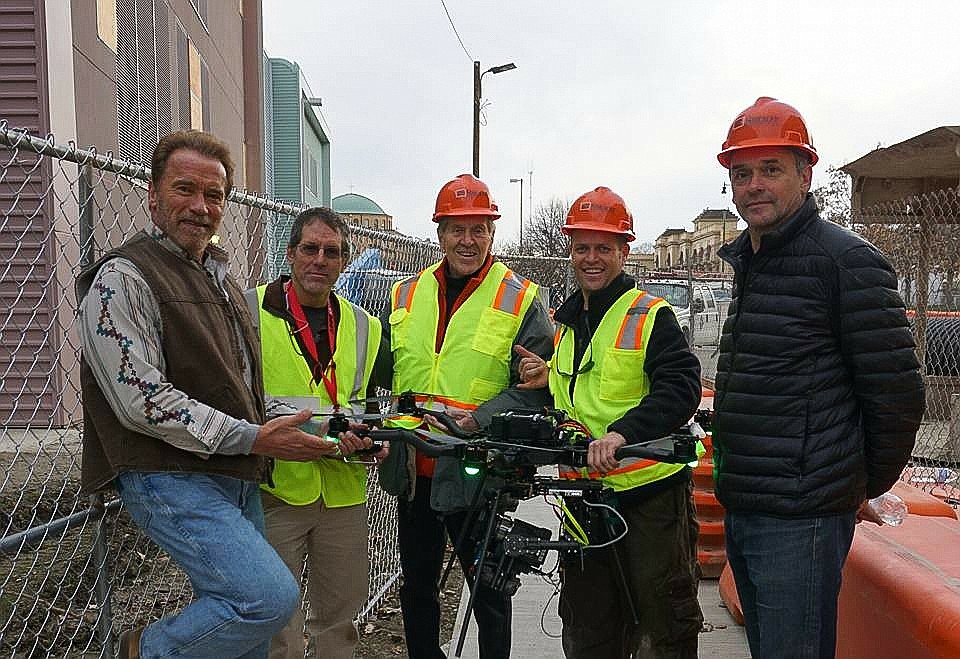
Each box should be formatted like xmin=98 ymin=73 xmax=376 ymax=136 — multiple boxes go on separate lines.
xmin=301 ymin=106 xmax=330 ymax=207
xmin=0 ymin=0 xmax=59 ymax=424
xmin=0 ymin=0 xmax=262 ymax=425
xmin=71 ymin=0 xmax=251 ymax=170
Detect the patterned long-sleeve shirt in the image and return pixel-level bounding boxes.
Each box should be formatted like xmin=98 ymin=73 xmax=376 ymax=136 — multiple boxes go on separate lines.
xmin=80 ymin=231 xmax=264 ymax=456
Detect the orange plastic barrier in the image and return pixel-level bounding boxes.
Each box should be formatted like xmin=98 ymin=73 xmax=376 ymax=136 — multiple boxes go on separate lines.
xmin=718 ymin=562 xmax=744 ymax=626
xmin=693 ymin=410 xmax=726 ymax=577
xmin=837 ymin=516 xmax=960 ymax=659
xmin=890 ymin=480 xmax=958 ymax=519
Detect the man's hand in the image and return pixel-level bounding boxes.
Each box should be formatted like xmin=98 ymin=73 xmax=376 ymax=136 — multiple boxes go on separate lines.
xmin=424 ymin=409 xmax=479 ymax=433
xmin=856 ymin=499 xmax=884 ymax=526
xmin=515 ymin=344 xmax=548 ymax=390
xmin=588 ymin=431 xmax=627 ymax=474
xmin=252 ymin=409 xmax=340 ymax=461
xmin=333 ymin=421 xmax=373 ymax=457
xmin=371 ymin=441 xmax=390 ymax=463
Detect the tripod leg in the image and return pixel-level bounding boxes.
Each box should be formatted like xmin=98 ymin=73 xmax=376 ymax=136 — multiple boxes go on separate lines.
xmin=454 ymin=489 xmax=502 ymax=658
xmin=439 ymin=470 xmax=488 ymax=590
xmin=606 ymin=512 xmax=639 ymax=626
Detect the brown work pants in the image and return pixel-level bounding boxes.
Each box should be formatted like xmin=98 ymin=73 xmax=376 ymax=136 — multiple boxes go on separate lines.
xmin=559 ymin=477 xmax=702 ymax=659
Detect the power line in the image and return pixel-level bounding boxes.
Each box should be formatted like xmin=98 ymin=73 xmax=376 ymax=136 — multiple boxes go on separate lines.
xmin=439 ymin=0 xmax=473 ymax=61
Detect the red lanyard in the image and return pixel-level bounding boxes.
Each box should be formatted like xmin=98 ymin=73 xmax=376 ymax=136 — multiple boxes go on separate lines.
xmin=285 ymin=282 xmax=339 ymax=408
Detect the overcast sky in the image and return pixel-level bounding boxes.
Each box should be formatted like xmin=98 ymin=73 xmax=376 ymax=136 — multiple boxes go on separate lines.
xmin=262 ymin=1 xmax=960 ymax=246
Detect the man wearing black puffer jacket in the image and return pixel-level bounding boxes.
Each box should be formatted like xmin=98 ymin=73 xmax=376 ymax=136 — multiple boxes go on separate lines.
xmin=713 ymin=97 xmax=925 ymax=659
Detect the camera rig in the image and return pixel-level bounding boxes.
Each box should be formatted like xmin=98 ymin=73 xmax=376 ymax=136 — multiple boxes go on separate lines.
xmin=356 ymin=391 xmax=703 ymax=657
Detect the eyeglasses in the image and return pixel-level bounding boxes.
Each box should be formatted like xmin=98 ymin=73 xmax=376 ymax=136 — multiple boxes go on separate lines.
xmin=554 ymin=328 xmax=594 ymax=377
xmin=296 ymin=243 xmax=343 ymax=259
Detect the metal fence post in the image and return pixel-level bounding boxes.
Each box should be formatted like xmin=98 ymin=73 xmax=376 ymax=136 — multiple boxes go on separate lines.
xmin=79 ymin=162 xmax=94 ymax=268
xmin=89 ymin=493 xmax=115 ymax=658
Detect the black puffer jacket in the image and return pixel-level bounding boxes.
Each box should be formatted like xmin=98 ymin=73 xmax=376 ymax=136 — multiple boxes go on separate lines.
xmin=714 ymin=194 xmax=924 ymax=517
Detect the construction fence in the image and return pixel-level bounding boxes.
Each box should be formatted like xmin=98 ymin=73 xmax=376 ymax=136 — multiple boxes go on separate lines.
xmin=852 ymin=189 xmax=960 ymax=502
xmin=0 ymin=123 xmax=957 ymax=658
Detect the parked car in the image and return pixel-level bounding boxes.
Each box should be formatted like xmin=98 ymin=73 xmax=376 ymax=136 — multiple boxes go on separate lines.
xmin=641 ymin=279 xmax=731 ymax=346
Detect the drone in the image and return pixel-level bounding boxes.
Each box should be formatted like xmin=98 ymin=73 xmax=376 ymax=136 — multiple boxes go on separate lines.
xmin=335 ymin=391 xmax=705 ymax=657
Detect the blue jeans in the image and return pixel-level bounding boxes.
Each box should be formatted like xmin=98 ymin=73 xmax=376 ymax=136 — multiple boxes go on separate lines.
xmin=116 ymin=472 xmax=300 ymax=659
xmin=724 ymin=511 xmax=856 ymax=659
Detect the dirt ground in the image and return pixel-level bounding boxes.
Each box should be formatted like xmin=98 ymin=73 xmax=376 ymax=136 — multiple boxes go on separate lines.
xmin=356 ymin=556 xmax=465 ymax=658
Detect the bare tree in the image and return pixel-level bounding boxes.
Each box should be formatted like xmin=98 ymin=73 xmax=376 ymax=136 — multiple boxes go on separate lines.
xmin=813 ymin=166 xmax=852 ymax=226
xmin=496 ymin=197 xmax=572 ymax=309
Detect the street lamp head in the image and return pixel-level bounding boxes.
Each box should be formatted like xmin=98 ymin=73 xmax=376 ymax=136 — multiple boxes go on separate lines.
xmin=509 ymin=177 xmax=522 ymax=183
xmin=487 ymin=62 xmax=517 ymax=75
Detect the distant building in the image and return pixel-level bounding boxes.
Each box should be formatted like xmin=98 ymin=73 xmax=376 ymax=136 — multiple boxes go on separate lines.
xmin=333 ymin=193 xmax=393 ymax=231
xmin=654 ymin=208 xmax=741 ymax=274
xmin=333 ymin=192 xmax=406 ymax=268
xmin=625 ymin=251 xmax=655 ymax=277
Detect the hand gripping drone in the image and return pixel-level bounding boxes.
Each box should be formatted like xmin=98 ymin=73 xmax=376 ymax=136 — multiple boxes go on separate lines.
xmin=353 ymin=392 xmax=702 ymax=657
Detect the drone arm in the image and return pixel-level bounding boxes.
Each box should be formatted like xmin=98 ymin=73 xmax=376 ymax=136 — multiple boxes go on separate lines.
xmin=368 ymin=428 xmax=466 ymax=458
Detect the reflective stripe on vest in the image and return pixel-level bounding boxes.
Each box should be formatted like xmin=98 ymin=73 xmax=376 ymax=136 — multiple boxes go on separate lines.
xmin=393 ymin=275 xmax=419 ymax=312
xmin=493 ymin=270 xmax=533 ymax=316
xmin=388 ymin=260 xmax=539 ymax=409
xmin=252 ymin=286 xmax=382 ymax=507
xmin=550 ymin=288 xmax=688 ymax=492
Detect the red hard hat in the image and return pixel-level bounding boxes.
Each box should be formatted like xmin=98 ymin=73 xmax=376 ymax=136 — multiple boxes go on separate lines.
xmin=432 ymin=174 xmax=501 ymax=222
xmin=562 ymin=187 xmax=635 ymax=242
xmin=717 ymin=96 xmax=818 ymax=168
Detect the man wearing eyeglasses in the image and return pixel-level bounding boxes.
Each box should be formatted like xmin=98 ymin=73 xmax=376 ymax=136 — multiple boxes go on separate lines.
xmin=517 ymin=186 xmax=703 ymax=658
xmin=375 ymin=174 xmax=553 ymax=659
xmin=245 ymin=207 xmax=384 ymax=659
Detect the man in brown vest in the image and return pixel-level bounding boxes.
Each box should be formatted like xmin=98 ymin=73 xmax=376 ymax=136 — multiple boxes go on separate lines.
xmin=78 ymin=130 xmax=348 ymax=659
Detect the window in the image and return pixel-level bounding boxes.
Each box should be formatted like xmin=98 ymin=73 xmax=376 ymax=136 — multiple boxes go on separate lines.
xmin=116 ymin=0 xmax=172 ymax=162
xmin=97 ymin=0 xmax=117 ymax=52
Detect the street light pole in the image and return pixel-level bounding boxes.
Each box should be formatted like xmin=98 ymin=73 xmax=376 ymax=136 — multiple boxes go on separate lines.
xmin=510 ymin=177 xmax=523 ymax=249
xmin=472 ymin=61 xmax=517 ymax=177
xmin=720 ymin=182 xmax=728 ymax=275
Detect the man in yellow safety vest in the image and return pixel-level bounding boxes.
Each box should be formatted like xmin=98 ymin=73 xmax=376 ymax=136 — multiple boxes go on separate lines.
xmin=246 ymin=207 xmax=382 ymax=659
xmin=376 ymin=174 xmax=554 ymax=659
xmin=517 ymin=187 xmax=703 ymax=658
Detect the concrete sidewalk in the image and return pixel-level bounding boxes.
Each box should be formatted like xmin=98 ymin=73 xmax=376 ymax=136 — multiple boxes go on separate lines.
xmin=446 ymin=493 xmax=749 ymax=658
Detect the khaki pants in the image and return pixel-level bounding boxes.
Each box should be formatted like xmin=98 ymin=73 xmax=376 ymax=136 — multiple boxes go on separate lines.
xmin=262 ymin=492 xmax=369 ymax=659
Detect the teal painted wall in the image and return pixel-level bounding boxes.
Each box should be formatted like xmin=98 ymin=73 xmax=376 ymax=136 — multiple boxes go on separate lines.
xmin=269 ymin=59 xmax=302 ymax=206
xmin=267 ymin=57 xmax=333 ymax=276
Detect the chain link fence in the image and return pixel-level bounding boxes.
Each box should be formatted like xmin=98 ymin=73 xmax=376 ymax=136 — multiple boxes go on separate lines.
xmin=852 ymin=188 xmax=960 ymax=503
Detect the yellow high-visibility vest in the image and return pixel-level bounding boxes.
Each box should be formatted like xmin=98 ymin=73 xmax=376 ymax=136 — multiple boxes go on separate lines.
xmin=253 ymin=286 xmax=381 ymax=507
xmin=388 ymin=261 xmax=538 ymax=413
xmin=550 ymin=289 xmax=694 ymax=492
